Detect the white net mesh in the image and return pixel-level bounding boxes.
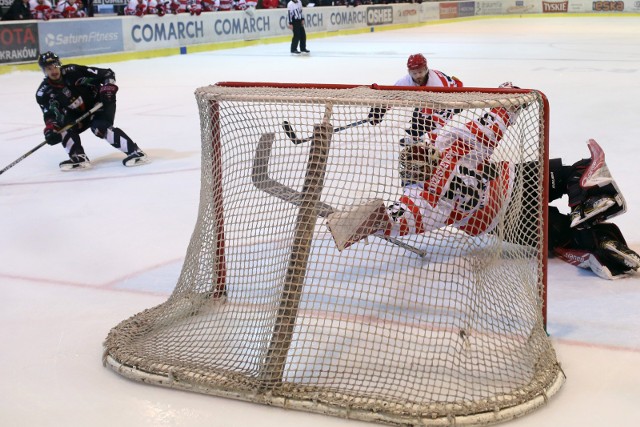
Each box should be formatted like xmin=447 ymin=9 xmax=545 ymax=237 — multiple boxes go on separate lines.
xmin=104 ymin=83 xmax=564 ymax=426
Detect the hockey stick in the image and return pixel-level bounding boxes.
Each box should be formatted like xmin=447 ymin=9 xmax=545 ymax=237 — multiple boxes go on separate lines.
xmin=0 ymin=102 xmax=104 ymax=177
xmin=252 ymin=132 xmax=427 ymax=258
xmin=282 ymin=119 xmax=371 ymax=145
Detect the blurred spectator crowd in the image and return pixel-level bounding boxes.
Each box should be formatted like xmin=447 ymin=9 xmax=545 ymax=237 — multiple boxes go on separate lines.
xmin=1 ymin=0 xmax=421 ymax=21
xmin=122 ymin=0 xmax=268 ymax=17
xmin=2 ymin=0 xmax=89 ymax=20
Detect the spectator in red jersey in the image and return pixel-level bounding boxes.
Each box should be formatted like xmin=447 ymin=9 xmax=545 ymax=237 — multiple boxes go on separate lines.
xmin=29 ymin=0 xmax=54 ymax=20
xmin=201 ymin=0 xmax=217 ymax=11
xmin=56 ymin=0 xmax=87 ymax=17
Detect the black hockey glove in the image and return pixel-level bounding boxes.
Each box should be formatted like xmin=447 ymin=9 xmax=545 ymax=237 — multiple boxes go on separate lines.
xmin=406 ymin=108 xmax=456 ymax=137
xmin=44 ymin=121 xmax=62 ymax=145
xmin=99 ymin=84 xmax=119 ymax=104
xmin=368 ymin=107 xmax=387 ymax=125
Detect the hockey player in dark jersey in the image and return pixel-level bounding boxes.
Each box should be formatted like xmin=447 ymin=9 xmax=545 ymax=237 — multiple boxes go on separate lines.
xmin=35 ymin=51 xmax=148 ymax=171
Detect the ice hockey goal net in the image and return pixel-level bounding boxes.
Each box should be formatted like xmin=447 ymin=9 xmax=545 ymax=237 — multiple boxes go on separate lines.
xmin=104 ymin=82 xmax=564 ymax=426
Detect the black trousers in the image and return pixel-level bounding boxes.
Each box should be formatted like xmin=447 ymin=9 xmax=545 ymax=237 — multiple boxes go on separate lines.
xmin=290 ymin=21 xmax=307 ymax=52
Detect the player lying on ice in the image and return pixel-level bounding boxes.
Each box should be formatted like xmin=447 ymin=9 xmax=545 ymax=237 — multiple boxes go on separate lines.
xmin=36 ymin=51 xmax=149 ymax=171
xmin=327 ymin=83 xmax=639 ymax=280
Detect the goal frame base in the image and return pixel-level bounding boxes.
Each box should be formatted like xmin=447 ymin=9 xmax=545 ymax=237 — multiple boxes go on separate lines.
xmin=104 ymin=353 xmax=565 ymax=427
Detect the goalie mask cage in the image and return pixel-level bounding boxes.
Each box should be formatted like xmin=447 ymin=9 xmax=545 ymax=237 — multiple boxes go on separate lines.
xmin=104 ymin=82 xmax=564 ymax=426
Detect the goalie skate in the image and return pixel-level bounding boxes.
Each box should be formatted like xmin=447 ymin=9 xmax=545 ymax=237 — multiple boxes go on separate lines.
xmin=602 ymin=240 xmax=640 ymax=270
xmin=326 ymin=199 xmax=392 ymax=251
xmin=570 ymin=196 xmax=617 ymax=228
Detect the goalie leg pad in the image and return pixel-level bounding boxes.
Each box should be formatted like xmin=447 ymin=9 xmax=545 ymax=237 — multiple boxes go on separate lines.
xmin=326 ymin=199 xmax=392 ymax=251
xmin=568 ymin=139 xmax=626 ymax=227
xmin=554 ymin=222 xmax=640 ymax=279
xmin=573 ymin=222 xmax=640 ymax=271
xmin=553 ymin=247 xmax=623 ymax=280
xmin=547 ymin=207 xmax=572 ymax=253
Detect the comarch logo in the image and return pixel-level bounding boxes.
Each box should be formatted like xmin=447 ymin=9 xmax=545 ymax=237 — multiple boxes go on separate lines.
xmin=44 ymin=31 xmax=119 ymax=47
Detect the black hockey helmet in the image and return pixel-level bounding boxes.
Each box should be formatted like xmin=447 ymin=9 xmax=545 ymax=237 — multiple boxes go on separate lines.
xmin=38 ymin=51 xmax=61 ymax=69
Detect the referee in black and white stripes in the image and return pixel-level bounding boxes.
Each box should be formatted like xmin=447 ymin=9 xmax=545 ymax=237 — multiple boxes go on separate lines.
xmin=287 ymin=0 xmax=309 ymax=54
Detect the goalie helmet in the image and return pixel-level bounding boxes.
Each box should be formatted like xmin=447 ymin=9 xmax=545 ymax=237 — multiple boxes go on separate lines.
xmin=399 ymin=143 xmax=440 ymax=185
xmin=407 ymin=53 xmax=428 ymax=71
xmin=38 ymin=51 xmax=61 ymax=69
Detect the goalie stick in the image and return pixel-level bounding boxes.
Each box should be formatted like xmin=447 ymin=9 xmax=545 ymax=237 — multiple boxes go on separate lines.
xmin=252 ymin=132 xmax=427 ymax=257
xmin=0 ymin=102 xmax=104 ymax=177
xmin=282 ymin=119 xmax=371 ymax=145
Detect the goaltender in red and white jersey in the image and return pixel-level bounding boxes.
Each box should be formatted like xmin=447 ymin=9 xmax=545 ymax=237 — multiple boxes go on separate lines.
xmin=328 ymin=86 xmax=521 ymax=251
xmin=383 ymin=107 xmax=517 ymax=239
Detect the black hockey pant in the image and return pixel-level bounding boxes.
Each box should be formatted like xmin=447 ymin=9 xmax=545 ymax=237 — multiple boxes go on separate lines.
xmin=290 ymin=21 xmax=306 ymax=52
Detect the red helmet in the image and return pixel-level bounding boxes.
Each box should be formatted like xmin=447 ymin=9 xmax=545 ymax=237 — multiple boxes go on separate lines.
xmin=407 ymin=54 xmax=427 ymax=71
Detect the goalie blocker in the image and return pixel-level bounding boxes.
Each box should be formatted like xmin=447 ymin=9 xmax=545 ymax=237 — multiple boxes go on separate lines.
xmin=327 ymin=139 xmax=639 ymax=280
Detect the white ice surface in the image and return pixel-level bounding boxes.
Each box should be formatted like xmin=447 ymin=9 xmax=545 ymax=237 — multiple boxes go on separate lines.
xmin=1 ymin=16 xmax=639 ymax=427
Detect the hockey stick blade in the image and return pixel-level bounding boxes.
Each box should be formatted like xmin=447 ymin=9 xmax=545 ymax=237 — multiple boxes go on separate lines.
xmin=1 ymin=102 xmax=104 ymax=177
xmin=253 ymin=132 xmax=427 ymax=257
xmin=282 ymin=119 xmax=372 ymax=145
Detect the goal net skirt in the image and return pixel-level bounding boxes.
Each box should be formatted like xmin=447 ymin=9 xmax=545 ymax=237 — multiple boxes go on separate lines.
xmin=104 ymin=83 xmax=564 ymax=426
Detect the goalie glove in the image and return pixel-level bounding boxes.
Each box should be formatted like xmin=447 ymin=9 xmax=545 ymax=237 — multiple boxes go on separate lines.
xmin=44 ymin=120 xmax=62 ymax=145
xmin=567 ymin=139 xmax=626 ymax=228
xmin=554 ymin=222 xmax=640 ymax=280
xmin=99 ymin=84 xmax=119 ymax=104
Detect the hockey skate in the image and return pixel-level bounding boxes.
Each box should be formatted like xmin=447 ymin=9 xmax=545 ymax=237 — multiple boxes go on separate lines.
xmin=555 ymin=221 xmax=639 ymax=280
xmin=570 ymin=196 xmax=617 ymax=228
xmin=569 ymin=139 xmax=626 ymax=227
xmin=326 ymin=199 xmax=392 ymax=251
xmin=59 ymin=154 xmax=91 ymax=171
xmin=601 ymin=239 xmax=640 ymax=271
xmin=123 ymin=150 xmax=149 ymax=167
